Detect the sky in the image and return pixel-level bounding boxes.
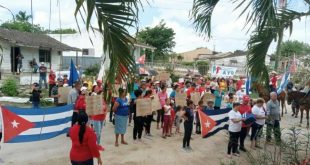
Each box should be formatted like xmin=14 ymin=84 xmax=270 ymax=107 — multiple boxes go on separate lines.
xmin=0 ymin=0 xmax=309 ymax=54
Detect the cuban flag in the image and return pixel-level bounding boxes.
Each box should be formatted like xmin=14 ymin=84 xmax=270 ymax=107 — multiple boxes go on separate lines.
xmin=199 ymin=108 xmax=231 ymax=138
xmin=277 ymin=72 xmax=290 ymax=94
xmin=245 ymin=76 xmax=251 ymax=95
xmin=1 ymin=105 xmax=73 ymax=143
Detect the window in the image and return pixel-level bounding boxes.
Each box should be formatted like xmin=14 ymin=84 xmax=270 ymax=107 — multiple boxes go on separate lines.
xmin=39 ymin=49 xmax=51 ymax=63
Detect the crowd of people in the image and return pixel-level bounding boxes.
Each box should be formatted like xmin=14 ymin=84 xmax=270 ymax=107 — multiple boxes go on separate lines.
xmin=28 ymin=74 xmax=283 ymax=165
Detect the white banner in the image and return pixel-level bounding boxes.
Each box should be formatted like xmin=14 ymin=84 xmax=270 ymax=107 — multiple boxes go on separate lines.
xmin=211 ymin=65 xmax=237 ymax=77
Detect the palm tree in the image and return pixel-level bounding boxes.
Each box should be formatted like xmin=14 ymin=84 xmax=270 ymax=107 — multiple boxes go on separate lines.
xmin=191 ymin=0 xmax=310 ymax=84
xmin=16 ymin=11 xmax=31 ymax=22
xmin=74 ymin=0 xmax=141 ymax=86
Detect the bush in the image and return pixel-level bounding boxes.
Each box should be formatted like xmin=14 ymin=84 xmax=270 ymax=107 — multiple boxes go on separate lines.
xmin=84 ymin=63 xmax=100 ymax=77
xmin=1 ymin=78 xmax=18 ymax=96
xmin=40 ymin=99 xmax=54 ymax=107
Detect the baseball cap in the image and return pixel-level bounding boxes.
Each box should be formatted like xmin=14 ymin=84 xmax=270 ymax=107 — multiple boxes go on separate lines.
xmin=243 ymin=95 xmax=250 ymax=101
xmin=41 ymin=62 xmax=45 ymax=65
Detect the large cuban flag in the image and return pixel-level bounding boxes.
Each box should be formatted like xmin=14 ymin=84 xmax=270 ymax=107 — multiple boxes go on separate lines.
xmin=1 ymin=105 xmax=73 ymax=143
xmin=199 ymin=108 xmax=231 ymax=138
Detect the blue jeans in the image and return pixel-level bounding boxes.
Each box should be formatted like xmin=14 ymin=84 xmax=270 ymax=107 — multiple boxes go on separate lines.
xmin=39 ymin=76 xmax=47 ymax=89
xmin=33 ymin=101 xmax=39 ymax=109
xmin=91 ymin=120 xmax=103 ymax=144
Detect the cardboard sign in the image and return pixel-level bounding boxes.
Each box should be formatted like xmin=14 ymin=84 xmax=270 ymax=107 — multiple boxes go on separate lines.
xmin=191 ymin=92 xmax=201 ymax=105
xmin=151 ymin=95 xmax=162 ymax=112
xmin=202 ymin=93 xmax=215 ymax=106
xmin=58 ymin=87 xmax=71 ymax=103
xmin=86 ymin=95 xmax=103 ymax=115
xmin=136 ymin=98 xmax=152 ymax=117
xmin=155 ymin=72 xmax=170 ymax=81
xmin=175 ymin=92 xmax=187 ymax=106
xmin=112 ymin=84 xmax=121 ymax=97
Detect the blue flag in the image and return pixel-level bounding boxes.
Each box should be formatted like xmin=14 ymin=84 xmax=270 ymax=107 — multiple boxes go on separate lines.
xmin=69 ymin=59 xmax=79 ymax=86
xmin=246 ymin=76 xmax=251 ymax=95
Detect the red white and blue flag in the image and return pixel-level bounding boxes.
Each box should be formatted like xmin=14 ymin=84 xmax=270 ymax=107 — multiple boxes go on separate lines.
xmin=199 ymin=108 xmax=230 ymax=138
xmin=1 ymin=105 xmax=73 ymax=143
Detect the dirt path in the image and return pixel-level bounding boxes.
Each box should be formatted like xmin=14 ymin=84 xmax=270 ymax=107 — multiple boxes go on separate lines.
xmin=1 ymin=105 xmax=309 ymax=165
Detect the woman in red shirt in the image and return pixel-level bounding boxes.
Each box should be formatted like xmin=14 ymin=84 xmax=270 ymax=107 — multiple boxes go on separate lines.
xmin=69 ymin=112 xmax=102 ymax=165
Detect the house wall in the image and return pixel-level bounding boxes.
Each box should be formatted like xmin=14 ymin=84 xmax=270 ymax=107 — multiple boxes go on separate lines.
xmin=0 ymin=40 xmax=61 ymax=73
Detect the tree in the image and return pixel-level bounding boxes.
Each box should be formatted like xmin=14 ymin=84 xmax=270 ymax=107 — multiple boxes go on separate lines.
xmin=16 ymin=11 xmax=31 ymax=22
xmin=191 ymin=0 xmax=310 ymax=84
xmin=196 ymin=61 xmax=209 ymax=76
xmin=177 ymin=55 xmax=184 ymax=63
xmin=1 ymin=21 xmax=44 ymax=33
xmin=280 ymin=40 xmax=310 ymax=57
xmin=48 ymin=28 xmax=77 ymax=34
xmin=74 ymin=0 xmax=141 ymax=94
xmin=136 ymin=20 xmax=176 ymax=61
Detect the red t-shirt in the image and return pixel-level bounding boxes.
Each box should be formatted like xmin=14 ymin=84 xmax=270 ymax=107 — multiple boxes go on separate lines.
xmin=271 ymin=76 xmax=277 ymax=88
xmin=198 ymin=87 xmax=205 ymax=94
xmin=186 ymin=87 xmax=196 ymax=98
xmin=69 ymin=125 xmax=100 ymax=161
xmin=49 ymin=74 xmax=56 ymax=85
xmin=236 ymin=80 xmax=244 ymax=90
xmin=239 ymin=104 xmax=252 ymax=127
xmin=75 ymin=95 xmax=86 ymax=111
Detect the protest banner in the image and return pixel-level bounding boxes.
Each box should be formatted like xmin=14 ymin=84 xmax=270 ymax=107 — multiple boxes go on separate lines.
xmin=58 ymin=87 xmax=71 ymax=104
xmin=211 ymin=65 xmax=237 ymax=77
xmin=191 ymin=92 xmax=201 ymax=105
xmin=202 ymin=93 xmax=215 ymax=106
xmin=86 ymin=95 xmax=103 ymax=115
xmin=136 ymin=98 xmax=152 ymax=116
xmin=151 ymin=95 xmax=162 ymax=112
xmin=175 ymin=92 xmax=187 ymax=106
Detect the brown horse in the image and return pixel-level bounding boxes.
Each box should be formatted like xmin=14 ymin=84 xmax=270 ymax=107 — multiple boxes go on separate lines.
xmin=252 ymin=83 xmax=287 ymax=116
xmin=287 ymin=91 xmax=310 ymax=128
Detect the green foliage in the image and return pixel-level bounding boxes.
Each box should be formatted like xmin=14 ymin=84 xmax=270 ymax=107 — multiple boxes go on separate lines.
xmin=84 ymin=63 xmax=100 ymax=77
xmin=15 ymin=11 xmax=31 ymax=22
xmin=1 ymin=21 xmax=44 ymax=33
xmin=48 ymin=28 xmax=77 ymax=34
xmin=136 ymin=20 xmax=176 ymax=61
xmin=196 ymin=61 xmax=209 ymax=76
xmin=1 ymin=78 xmax=18 ymax=96
xmin=181 ymin=62 xmax=194 ymax=66
xmin=280 ymin=40 xmax=310 ymax=57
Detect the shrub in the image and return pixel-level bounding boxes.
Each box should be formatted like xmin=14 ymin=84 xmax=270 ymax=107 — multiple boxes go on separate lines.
xmin=1 ymin=78 xmax=18 ymax=96
xmin=84 ymin=63 xmax=100 ymax=77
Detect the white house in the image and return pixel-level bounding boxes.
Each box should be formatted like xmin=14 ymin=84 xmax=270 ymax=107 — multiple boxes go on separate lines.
xmin=0 ymin=28 xmax=79 ymax=73
xmin=48 ymin=29 xmax=156 ymax=70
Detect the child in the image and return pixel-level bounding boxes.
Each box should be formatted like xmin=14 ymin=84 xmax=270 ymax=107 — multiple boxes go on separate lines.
xmin=144 ymin=90 xmax=153 ymax=137
xmin=133 ymin=89 xmax=145 ymax=143
xmin=182 ymin=100 xmax=195 ymax=151
xmin=30 ymin=83 xmax=41 ymax=108
xmin=175 ymin=106 xmax=183 ymax=134
xmin=163 ymin=98 xmax=172 ymax=138
xmin=195 ymin=100 xmax=204 ymax=134
xmin=169 ymin=100 xmax=176 ymax=136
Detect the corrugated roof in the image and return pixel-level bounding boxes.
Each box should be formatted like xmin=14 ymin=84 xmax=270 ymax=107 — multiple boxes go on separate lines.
xmin=0 ymin=28 xmax=80 ymax=51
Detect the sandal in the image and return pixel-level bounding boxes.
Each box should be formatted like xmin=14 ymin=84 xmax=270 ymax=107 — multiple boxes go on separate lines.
xmin=233 ymin=153 xmax=240 ymax=157
xmin=121 ymin=141 xmax=128 ymax=145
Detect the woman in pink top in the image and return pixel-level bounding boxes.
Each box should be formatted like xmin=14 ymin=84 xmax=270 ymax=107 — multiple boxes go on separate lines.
xmin=157 ymin=85 xmax=168 ymax=129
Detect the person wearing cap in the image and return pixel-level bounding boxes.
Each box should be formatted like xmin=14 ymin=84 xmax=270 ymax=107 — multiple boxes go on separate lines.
xmin=238 ymin=95 xmax=252 ymax=152
xmin=63 ymin=74 xmax=69 ymax=85
xmin=227 ymin=102 xmax=244 ymax=158
xmin=51 ymin=78 xmax=65 ymax=106
xmin=39 ymin=62 xmax=48 ymax=89
xmin=112 ymin=88 xmax=130 ymax=147
xmin=30 ymin=83 xmax=42 ymax=108
xmin=48 ymin=70 xmax=56 ymax=97
xmin=269 ymin=71 xmax=278 ymax=92
xmin=74 ymin=87 xmax=88 ymax=113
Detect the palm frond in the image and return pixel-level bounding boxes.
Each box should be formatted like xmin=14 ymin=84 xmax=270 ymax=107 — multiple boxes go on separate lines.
xmin=235 ymin=0 xmax=277 ymax=34
xmin=190 ymin=0 xmax=221 ymax=38
xmin=75 ymin=0 xmax=142 ymax=91
xmin=0 ymin=4 xmax=15 ymax=21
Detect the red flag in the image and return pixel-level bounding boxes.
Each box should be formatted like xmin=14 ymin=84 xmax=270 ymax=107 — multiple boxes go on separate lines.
xmin=1 ymin=107 xmax=35 ymax=142
xmin=138 ymin=54 xmax=146 ymax=65
xmin=198 ymin=110 xmax=217 ymax=138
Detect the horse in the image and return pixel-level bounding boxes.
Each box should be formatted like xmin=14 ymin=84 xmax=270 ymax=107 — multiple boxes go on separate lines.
xmin=287 ymin=91 xmax=310 ymax=128
xmin=252 ymin=82 xmax=287 ymax=116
